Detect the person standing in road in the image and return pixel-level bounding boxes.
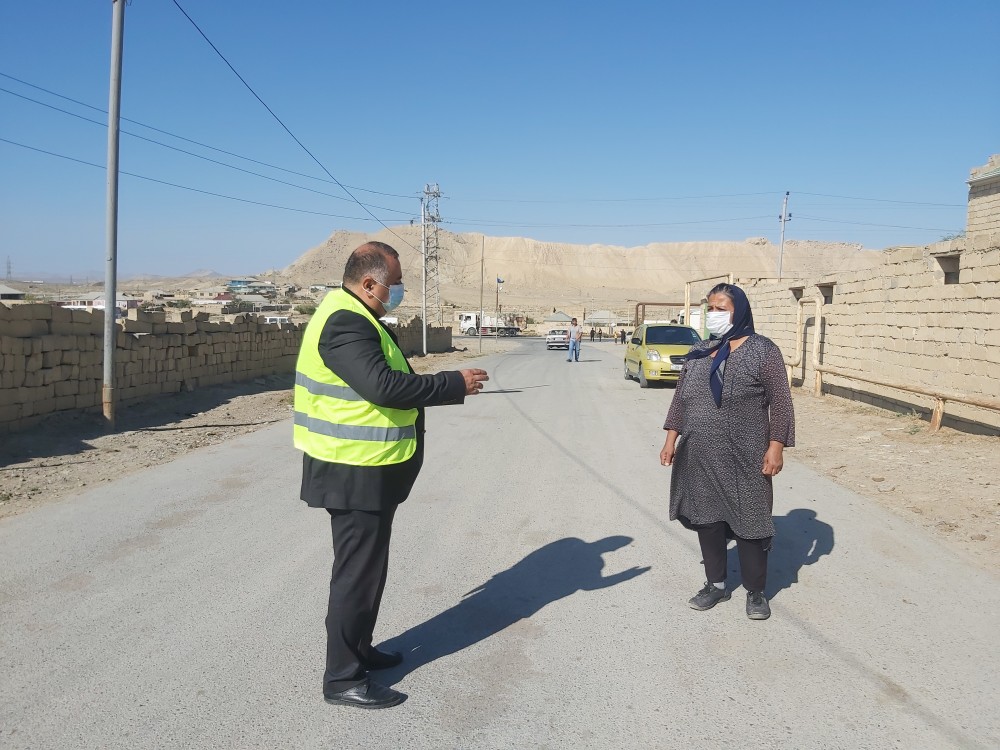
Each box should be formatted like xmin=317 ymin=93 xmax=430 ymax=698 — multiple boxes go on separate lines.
xmin=295 ymin=241 xmax=489 ymax=709
xmin=590 ymin=327 xmax=596 ymax=342
xmin=566 ymin=318 xmax=583 ymax=362
xmin=659 ymin=283 xmax=794 ymax=621
xmin=620 ymin=329 xmax=627 ymax=345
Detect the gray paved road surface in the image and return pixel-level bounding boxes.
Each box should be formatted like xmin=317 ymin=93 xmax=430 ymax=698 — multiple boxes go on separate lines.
xmin=1 ymin=340 xmax=997 ymax=749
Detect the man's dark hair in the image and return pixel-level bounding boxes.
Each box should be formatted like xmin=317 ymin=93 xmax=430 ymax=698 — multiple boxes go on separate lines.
xmin=343 ymin=242 xmax=399 ymax=285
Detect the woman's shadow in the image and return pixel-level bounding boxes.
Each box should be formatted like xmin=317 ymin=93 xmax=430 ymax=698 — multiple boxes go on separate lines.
xmin=378 ymin=536 xmax=649 ymax=686
xmin=726 ymin=508 xmax=834 ymax=599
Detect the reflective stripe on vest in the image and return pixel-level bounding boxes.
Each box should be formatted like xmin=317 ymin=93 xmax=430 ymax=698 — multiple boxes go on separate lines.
xmin=294 ymin=371 xmax=364 ymax=401
xmin=293 ymin=412 xmax=416 ymax=442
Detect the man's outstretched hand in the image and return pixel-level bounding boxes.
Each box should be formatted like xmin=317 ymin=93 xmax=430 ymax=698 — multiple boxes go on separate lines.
xmin=460 ymin=369 xmax=489 ymax=395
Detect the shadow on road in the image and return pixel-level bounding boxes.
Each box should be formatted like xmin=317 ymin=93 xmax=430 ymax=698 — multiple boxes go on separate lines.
xmin=479 ymin=385 xmax=551 ymax=395
xmin=726 ymin=508 xmax=834 ymax=599
xmin=379 ymin=535 xmax=649 ymax=686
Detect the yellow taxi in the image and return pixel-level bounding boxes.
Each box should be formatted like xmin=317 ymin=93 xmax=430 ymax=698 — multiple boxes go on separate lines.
xmin=624 ymin=324 xmax=702 ymax=387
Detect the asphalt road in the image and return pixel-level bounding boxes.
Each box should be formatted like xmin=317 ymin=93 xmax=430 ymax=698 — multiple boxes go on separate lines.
xmin=1 ymin=339 xmax=997 ymax=749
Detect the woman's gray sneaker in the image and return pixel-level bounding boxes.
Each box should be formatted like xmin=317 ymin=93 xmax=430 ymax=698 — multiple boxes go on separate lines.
xmin=746 ymin=591 xmax=771 ymax=620
xmin=688 ymin=583 xmax=731 ymax=610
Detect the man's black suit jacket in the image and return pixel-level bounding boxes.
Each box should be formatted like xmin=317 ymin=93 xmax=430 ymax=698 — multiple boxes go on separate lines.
xmin=299 ymin=289 xmax=467 ymax=511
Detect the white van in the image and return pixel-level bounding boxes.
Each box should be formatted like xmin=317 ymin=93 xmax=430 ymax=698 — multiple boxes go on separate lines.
xmin=263 ymin=316 xmax=290 ymax=325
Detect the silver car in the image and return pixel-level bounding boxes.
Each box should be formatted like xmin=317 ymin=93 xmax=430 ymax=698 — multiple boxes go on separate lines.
xmin=546 ymin=329 xmax=569 ymax=349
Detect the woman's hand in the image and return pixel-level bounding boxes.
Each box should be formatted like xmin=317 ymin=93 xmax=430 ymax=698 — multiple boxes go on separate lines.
xmin=660 ymin=431 xmax=678 ymax=466
xmin=762 ymin=441 xmax=784 ymax=476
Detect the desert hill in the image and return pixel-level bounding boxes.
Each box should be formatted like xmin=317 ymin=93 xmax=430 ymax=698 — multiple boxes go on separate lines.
xmin=279 ymin=226 xmax=881 ymax=319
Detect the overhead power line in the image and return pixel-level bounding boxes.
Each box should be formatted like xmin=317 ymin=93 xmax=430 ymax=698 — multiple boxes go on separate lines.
xmin=442 ymin=215 xmax=775 ymax=229
xmin=793 ymin=191 xmax=963 ymax=207
xmin=0 ymin=136 xmax=387 ymax=222
xmin=169 ymin=0 xmax=415 ymax=251
xmin=1 ymin=70 xmax=967 ymax=212
xmin=0 ymin=86 xmax=414 ymax=215
xmin=0 ymin=70 xmax=416 ymax=200
xmin=446 ymin=191 xmax=780 ymax=204
xmin=795 ymin=215 xmax=962 ymax=232
xmin=6 ymin=135 xmax=958 ymax=240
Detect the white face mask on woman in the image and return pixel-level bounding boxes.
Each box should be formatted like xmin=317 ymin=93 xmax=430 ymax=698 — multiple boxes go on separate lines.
xmin=705 ymin=310 xmax=733 ymax=337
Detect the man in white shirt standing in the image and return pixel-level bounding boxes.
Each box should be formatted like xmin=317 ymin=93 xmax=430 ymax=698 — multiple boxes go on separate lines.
xmin=565 ymin=318 xmax=583 ymax=362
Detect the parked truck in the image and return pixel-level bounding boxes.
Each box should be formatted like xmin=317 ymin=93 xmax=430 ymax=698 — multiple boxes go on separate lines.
xmin=457 ymin=311 xmax=520 ymax=336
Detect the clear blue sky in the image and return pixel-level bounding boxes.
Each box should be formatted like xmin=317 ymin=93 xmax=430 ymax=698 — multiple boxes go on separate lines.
xmin=1 ymin=1 xmax=997 ymax=279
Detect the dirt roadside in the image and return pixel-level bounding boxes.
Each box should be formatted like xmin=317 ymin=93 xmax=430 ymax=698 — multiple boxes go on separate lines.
xmin=2 ymin=339 xmax=997 ymax=572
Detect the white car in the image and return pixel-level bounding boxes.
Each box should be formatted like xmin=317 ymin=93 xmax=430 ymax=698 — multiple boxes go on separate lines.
xmin=546 ymin=329 xmax=569 ymax=349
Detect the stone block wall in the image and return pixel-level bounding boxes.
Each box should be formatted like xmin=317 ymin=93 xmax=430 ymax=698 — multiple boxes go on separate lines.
xmin=0 ymin=305 xmax=303 ymax=433
xmin=391 ymin=316 xmax=454 ymax=356
xmin=738 ymin=241 xmax=1000 ymax=432
xmin=968 ymin=154 xmax=1000 ymax=246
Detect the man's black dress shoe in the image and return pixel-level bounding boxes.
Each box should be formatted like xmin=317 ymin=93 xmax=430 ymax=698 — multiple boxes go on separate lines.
xmin=361 ymin=648 xmax=403 ymax=670
xmin=324 ymin=679 xmax=406 ymax=709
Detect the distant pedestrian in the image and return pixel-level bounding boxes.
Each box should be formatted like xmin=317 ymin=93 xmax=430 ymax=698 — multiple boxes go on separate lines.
xmin=620 ymin=329 xmax=627 ymax=345
xmin=590 ymin=328 xmax=596 ymax=342
xmin=659 ymin=283 xmax=794 ymax=621
xmin=566 ymin=318 xmax=583 ymax=362
xmin=597 ymin=329 xmax=603 ymax=342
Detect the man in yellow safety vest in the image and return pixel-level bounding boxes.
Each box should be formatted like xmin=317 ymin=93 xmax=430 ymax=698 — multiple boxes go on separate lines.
xmin=294 ymin=241 xmax=488 ymax=709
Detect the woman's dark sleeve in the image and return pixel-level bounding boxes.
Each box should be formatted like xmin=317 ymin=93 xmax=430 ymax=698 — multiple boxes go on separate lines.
xmin=317 ymin=310 xmax=466 ymax=409
xmin=762 ymin=342 xmax=795 ymax=447
xmin=663 ymin=365 xmax=688 ymax=432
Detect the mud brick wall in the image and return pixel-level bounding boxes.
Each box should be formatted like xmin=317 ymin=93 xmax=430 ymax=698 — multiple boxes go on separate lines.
xmin=967 ymin=155 xmax=1000 ymax=247
xmin=737 ymin=241 xmax=1000 ymax=432
xmin=0 ymin=306 xmax=302 ymax=433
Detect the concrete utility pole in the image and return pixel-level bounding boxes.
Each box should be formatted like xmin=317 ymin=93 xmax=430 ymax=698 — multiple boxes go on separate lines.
xmin=777 ymin=191 xmax=791 ymax=280
xmin=103 ymin=0 xmax=125 ymax=429
xmin=479 ymin=235 xmax=484 ymax=354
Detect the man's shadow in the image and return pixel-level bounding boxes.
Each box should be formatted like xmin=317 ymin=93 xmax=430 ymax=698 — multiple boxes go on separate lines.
xmin=725 ymin=509 xmax=834 ymax=599
xmin=379 ymin=536 xmax=649 ymax=685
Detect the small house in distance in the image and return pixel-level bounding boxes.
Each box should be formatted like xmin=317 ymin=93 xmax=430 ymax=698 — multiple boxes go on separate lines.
xmin=541 ymin=310 xmax=574 ymax=335
xmin=62 ymin=291 xmax=140 ymax=310
xmin=0 ymin=284 xmax=26 ymax=301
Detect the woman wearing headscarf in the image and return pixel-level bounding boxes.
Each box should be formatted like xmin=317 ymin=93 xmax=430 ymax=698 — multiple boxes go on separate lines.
xmin=660 ymin=283 xmax=795 ymax=620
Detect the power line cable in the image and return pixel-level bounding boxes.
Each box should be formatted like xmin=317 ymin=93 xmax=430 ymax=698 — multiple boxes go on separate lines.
xmin=795 ymin=215 xmax=962 ymax=232
xmin=441 ymin=215 xmax=775 ymax=229
xmin=0 ymin=70 xmax=417 ymax=200
xmin=169 ymin=0 xmax=415 ymax=251
xmin=445 ymin=191 xmax=780 ymax=204
xmin=0 ymin=136 xmax=392 ymax=222
xmin=0 ymin=86 xmax=414 ymax=215
xmin=0 ymin=71 xmax=968 ymax=212
xmin=793 ymin=191 xmax=963 ymax=207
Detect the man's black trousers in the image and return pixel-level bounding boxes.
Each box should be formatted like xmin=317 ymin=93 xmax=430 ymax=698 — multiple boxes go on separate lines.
xmin=695 ymin=520 xmax=770 ymax=593
xmin=324 ymin=505 xmax=397 ymax=694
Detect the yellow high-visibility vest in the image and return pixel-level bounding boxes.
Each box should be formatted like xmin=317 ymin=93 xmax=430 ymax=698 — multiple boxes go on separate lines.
xmin=293 ymin=289 xmax=417 ymax=466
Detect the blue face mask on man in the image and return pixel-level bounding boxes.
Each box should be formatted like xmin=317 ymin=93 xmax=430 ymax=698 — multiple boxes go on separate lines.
xmin=372 ymin=280 xmax=405 ymax=312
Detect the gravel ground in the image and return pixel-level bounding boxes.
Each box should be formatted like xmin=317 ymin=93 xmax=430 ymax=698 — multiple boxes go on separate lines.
xmin=1 ymin=336 xmax=996 ymax=571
